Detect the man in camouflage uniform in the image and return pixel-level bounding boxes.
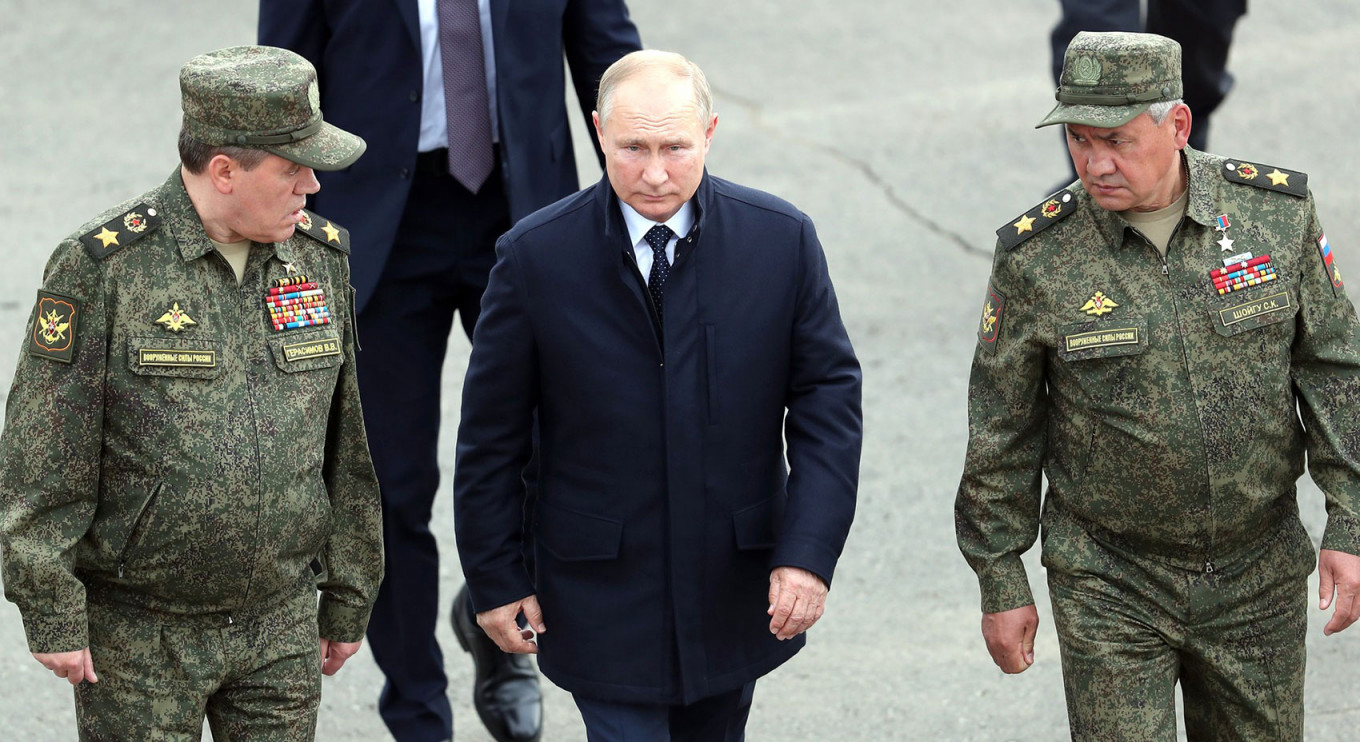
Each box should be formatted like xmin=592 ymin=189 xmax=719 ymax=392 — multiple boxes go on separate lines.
xmin=956 ymin=32 xmax=1360 ymax=740
xmin=0 ymin=46 xmax=384 ymax=740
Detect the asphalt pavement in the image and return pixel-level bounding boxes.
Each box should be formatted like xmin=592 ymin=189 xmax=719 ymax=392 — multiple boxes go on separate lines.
xmin=3 ymin=1 xmax=1360 ymax=739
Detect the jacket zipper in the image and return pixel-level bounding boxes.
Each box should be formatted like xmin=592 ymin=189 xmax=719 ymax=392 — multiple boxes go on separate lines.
xmin=118 ymin=482 xmax=164 ymax=578
xmin=1151 ymin=224 xmax=1216 ymax=574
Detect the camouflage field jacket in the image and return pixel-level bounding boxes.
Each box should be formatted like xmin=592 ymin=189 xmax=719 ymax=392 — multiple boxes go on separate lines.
xmin=957 ymin=147 xmax=1360 ymax=613
xmin=0 ymin=170 xmax=382 ymax=652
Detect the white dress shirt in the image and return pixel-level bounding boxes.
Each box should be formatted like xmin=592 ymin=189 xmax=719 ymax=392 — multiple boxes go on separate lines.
xmin=619 ymin=201 xmax=696 ymax=285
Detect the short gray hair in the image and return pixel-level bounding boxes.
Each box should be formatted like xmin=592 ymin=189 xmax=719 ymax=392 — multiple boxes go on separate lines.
xmin=596 ymin=50 xmax=713 ymax=127
xmin=1146 ymin=99 xmax=1184 ymax=125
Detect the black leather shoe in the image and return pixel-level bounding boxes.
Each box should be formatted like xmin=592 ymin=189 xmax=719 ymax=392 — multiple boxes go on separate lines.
xmin=451 ymin=585 xmax=543 ymax=742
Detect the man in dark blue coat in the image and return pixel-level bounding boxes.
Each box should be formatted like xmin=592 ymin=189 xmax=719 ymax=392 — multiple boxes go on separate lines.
xmin=454 ymin=50 xmax=863 ymax=740
xmin=258 ymin=2 xmax=641 ymax=741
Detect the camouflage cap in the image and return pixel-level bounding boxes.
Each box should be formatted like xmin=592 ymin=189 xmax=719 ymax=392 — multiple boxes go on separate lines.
xmin=179 ymin=45 xmax=365 ymax=171
xmin=1036 ymin=32 xmax=1183 ymax=130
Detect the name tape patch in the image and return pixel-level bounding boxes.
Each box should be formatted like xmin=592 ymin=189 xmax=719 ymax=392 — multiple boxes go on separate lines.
xmin=1218 ymin=291 xmax=1291 ymax=327
xmin=138 ymin=349 xmax=217 ymax=368
xmin=1064 ymin=327 xmax=1140 ymax=353
xmin=282 ymin=338 xmax=341 ymax=362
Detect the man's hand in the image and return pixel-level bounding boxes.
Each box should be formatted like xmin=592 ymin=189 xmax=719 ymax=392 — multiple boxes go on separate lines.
xmin=477 ymin=595 xmax=546 ymax=654
xmin=319 ymin=638 xmax=362 ymax=676
xmin=767 ymin=566 xmax=828 ymax=641
xmin=33 ymin=647 xmax=97 ymax=685
xmin=1319 ymin=549 xmax=1360 ymax=636
xmin=981 ymin=604 xmax=1039 ymax=674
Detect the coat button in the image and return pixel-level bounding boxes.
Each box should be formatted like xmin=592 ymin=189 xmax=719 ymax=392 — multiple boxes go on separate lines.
xmin=400 ymin=168 xmax=411 ymax=179
xmin=409 ymin=90 xmax=419 ymax=103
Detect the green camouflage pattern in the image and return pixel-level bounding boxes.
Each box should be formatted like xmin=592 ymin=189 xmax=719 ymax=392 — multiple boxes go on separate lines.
xmin=180 ymin=46 xmax=365 ymax=171
xmin=956 ymin=146 xmax=1360 ymax=615
xmin=1038 ymin=31 xmax=1184 ymax=130
xmin=76 ymin=589 xmax=321 ymax=741
xmin=1046 ymin=511 xmax=1312 ymax=740
xmin=0 ymin=168 xmax=383 ymax=655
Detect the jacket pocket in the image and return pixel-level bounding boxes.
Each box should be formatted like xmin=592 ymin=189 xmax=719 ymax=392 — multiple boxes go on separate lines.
xmin=268 ymin=329 xmax=345 ymax=373
xmin=537 ymin=501 xmax=623 ymax=562
xmin=1055 ymin=316 xmax=1149 ymax=363
xmin=1208 ymin=287 xmax=1296 ymax=337
xmin=732 ymin=494 xmax=785 ymax=551
xmin=117 ymin=481 xmax=165 ymax=577
xmin=127 ymin=336 xmax=221 ymax=379
xmin=703 ymin=323 xmax=719 ymax=425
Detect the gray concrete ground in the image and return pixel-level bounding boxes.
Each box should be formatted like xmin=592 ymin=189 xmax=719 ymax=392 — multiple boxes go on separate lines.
xmin=2 ymin=0 xmax=1360 ymax=739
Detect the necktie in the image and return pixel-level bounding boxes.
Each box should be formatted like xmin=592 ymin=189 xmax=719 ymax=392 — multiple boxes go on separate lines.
xmin=645 ymin=224 xmax=675 ymax=320
xmin=438 ymin=0 xmax=495 ymax=193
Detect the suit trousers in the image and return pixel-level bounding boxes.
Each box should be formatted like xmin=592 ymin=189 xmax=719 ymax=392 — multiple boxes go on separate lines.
xmin=1046 ymin=515 xmax=1312 ymax=741
xmin=1051 ymin=0 xmax=1247 ymax=151
xmin=573 ymin=681 xmax=757 ymax=742
xmin=358 ymin=152 xmax=510 ymax=742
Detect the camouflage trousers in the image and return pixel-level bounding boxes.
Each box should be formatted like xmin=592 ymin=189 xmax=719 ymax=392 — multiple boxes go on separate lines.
xmin=74 ymin=588 xmax=322 ymax=741
xmin=1045 ymin=516 xmax=1313 ymax=741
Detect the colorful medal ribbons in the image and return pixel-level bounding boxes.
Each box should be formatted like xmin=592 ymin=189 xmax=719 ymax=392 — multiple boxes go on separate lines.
xmin=266 ymin=275 xmax=332 ymax=331
xmin=1211 ymin=255 xmax=1277 ymax=295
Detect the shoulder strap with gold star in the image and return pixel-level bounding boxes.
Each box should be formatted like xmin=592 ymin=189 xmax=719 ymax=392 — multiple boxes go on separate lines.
xmin=294 ymin=209 xmax=351 ymax=254
xmin=996 ymin=189 xmax=1077 ymax=251
xmin=1221 ymin=158 xmax=1307 ymax=198
xmin=79 ymin=203 xmax=162 ymax=260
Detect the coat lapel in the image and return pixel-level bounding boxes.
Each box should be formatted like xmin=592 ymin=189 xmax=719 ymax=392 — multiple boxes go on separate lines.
xmin=395 ymin=0 xmax=420 ymax=52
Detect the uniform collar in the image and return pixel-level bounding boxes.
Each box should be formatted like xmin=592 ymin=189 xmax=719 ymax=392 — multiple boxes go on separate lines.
xmin=162 ymin=167 xmax=298 ymax=265
xmin=1089 ymin=146 xmax=1216 ymax=248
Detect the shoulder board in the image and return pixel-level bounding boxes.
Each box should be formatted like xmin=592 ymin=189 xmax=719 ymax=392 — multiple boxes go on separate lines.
xmin=294 ymin=209 xmax=350 ymax=254
xmin=996 ymin=190 xmax=1076 ymax=250
xmin=1221 ymin=159 xmax=1307 ymax=198
xmin=79 ymin=203 xmax=161 ymax=260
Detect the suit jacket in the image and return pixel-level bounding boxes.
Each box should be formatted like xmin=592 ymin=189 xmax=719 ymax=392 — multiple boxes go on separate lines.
xmin=258 ymin=0 xmax=642 ymax=311
xmin=453 ymin=172 xmax=863 ymax=704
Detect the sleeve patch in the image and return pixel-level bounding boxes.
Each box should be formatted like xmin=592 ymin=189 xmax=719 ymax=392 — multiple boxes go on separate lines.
xmin=1318 ymin=233 xmax=1345 ymax=297
xmin=978 ymin=282 xmax=1006 ymax=351
xmin=27 ymin=290 xmax=81 ymax=363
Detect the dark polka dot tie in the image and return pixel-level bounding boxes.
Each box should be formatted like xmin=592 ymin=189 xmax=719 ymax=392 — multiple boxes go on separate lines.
xmin=645 ymin=224 xmax=675 ymax=321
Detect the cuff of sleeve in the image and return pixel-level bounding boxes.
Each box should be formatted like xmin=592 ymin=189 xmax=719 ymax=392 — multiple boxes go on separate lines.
xmin=465 ymin=562 xmax=536 ymax=614
xmin=976 ymin=557 xmax=1035 ymax=614
xmin=318 ymin=596 xmax=371 ymax=643
xmin=1321 ymin=511 xmax=1360 ymax=556
xmin=23 ymin=611 xmax=88 ymax=654
xmin=771 ymin=537 xmax=841 ymax=588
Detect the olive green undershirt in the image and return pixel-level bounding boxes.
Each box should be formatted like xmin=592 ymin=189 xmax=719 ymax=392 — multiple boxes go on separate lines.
xmin=210 ymin=238 xmax=252 ymax=285
xmin=1121 ymin=187 xmax=1189 ymax=259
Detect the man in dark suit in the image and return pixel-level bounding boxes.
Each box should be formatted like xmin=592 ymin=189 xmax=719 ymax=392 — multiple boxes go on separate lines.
xmin=258 ymin=2 xmax=641 ymax=741
xmin=454 ymin=50 xmax=863 ymax=740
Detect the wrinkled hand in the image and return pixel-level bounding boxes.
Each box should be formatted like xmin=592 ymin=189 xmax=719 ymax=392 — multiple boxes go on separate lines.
xmin=1319 ymin=549 xmax=1360 ymax=636
xmin=982 ymin=604 xmax=1038 ymax=674
xmin=477 ymin=595 xmax=546 ymax=654
xmin=33 ymin=647 xmax=97 ymax=685
xmin=319 ymin=638 xmax=362 ymax=676
xmin=767 ymin=566 xmax=828 ymax=640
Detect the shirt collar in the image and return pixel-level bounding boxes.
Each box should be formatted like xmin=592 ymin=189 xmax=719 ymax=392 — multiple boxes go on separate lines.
xmin=618 ymin=199 xmax=696 ymax=248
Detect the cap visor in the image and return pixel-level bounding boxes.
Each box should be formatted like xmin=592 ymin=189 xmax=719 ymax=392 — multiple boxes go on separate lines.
xmin=266 ymin=121 xmax=366 ymax=171
xmin=1035 ymin=102 xmax=1150 ymax=130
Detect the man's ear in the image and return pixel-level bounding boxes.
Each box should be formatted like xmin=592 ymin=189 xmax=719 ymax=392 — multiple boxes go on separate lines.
xmin=1171 ymin=103 xmax=1193 ymax=149
xmin=206 ymin=154 xmax=236 ymax=194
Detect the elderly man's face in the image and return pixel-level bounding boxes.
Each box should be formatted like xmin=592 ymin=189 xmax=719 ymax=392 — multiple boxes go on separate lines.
xmin=1065 ymin=105 xmax=1191 ymax=212
xmin=222 ymin=153 xmax=321 ymax=243
xmin=594 ymin=71 xmax=716 ymax=223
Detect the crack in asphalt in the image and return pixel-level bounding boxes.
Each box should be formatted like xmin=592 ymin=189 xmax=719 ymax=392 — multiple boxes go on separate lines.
xmin=714 ymin=86 xmax=993 ymax=259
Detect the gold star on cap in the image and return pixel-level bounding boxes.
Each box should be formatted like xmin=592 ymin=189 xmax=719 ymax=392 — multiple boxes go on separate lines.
xmin=1013 ymin=214 xmax=1036 ymax=235
xmin=1267 ymin=169 xmax=1290 ymax=187
xmin=94 ymin=227 xmax=120 ymax=248
xmin=321 ymin=222 xmax=341 ymax=244
xmin=154 ymin=303 xmax=197 ymax=332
